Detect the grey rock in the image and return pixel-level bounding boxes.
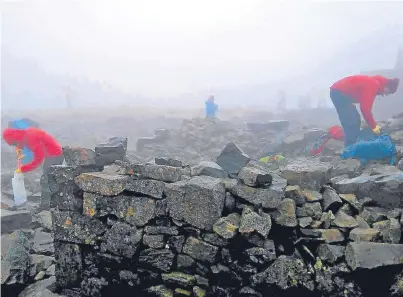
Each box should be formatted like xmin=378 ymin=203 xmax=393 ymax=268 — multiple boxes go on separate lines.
xmin=320 ymin=211 xmax=335 ymax=229
xmin=139 ymin=248 xmax=175 ymax=272
xmin=167 ymin=236 xmax=185 ymax=253
xmin=132 ymin=164 xmax=191 ymax=183
xmin=387 ymin=208 xmax=403 ymax=220
xmin=1 ymin=230 xmax=32 ymax=285
xmin=145 ymin=226 xmax=179 ymax=235
xmin=54 ymin=242 xmax=82 ymax=288
xmin=349 ymin=228 xmax=381 ymax=242
xmin=177 ymin=254 xmax=195 ymax=270
xmin=330 ymin=159 xmax=361 ymax=178
xmin=213 ymin=213 xmax=241 ymax=239
xmin=45 ymin=264 xmax=55 ymax=276
xmin=339 ymin=193 xmax=361 ymax=212
xmin=183 ymin=236 xmax=218 ymax=263
xmin=31 ymin=254 xmax=54 ymax=274
xmin=238 ymin=166 xmax=272 ymax=187
xmin=301 ymin=229 xmax=345 ymax=243
xmin=373 ymin=218 xmax=401 ymax=244
xmin=1 ymin=210 xmax=32 ymax=234
xmin=345 ymin=242 xmax=403 ymax=271
xmin=296 ymin=202 xmax=322 ymax=220
xmin=53 ymin=210 xmax=105 ymax=245
xmin=101 ymin=222 xmax=143 ymax=258
xmin=227 ymin=181 xmax=285 ymax=209
xmin=34 ymin=271 xmax=46 ymax=281
xmin=355 ymin=216 xmax=371 ymax=229
xmin=32 ymin=210 xmax=52 ymax=232
xmin=202 ymin=233 xmax=228 ymax=247
xmin=143 ymin=235 xmax=165 ymax=249
xmin=317 ymin=244 xmax=345 ymax=264
xmin=191 ymin=161 xmax=228 ymax=178
xmin=146 ymin=285 xmax=173 ymax=297
xmin=239 ymin=208 xmax=272 ymax=237
xmin=155 ymin=157 xmax=184 ymax=167
xmin=125 ymin=178 xmax=166 ymax=199
xmin=18 ymin=276 xmax=61 ymax=297
xmin=284 ymin=185 xmax=306 ymax=206
xmin=75 ymin=172 xmax=129 ymax=196
xmin=250 ymin=255 xmax=314 ymax=291
xmin=274 ymin=198 xmax=298 ymax=227
xmin=216 ymin=142 xmax=250 ymax=176
xmin=298 ymin=217 xmax=313 ymax=228
xmin=321 ymin=186 xmax=343 ymax=212
xmin=245 ymin=241 xmax=276 ymax=265
xmin=162 ymin=272 xmax=195 ymax=288
xmin=95 ymin=137 xmax=127 ymax=166
xmin=32 ymin=230 xmax=54 ymax=255
xmin=281 ymin=158 xmax=332 ymax=190
xmin=361 ymin=207 xmax=389 ymax=225
xmin=332 ymin=210 xmax=359 ymax=229
xmin=165 ymin=176 xmax=225 ymax=230
xmin=62 ymin=147 xmax=96 ymax=167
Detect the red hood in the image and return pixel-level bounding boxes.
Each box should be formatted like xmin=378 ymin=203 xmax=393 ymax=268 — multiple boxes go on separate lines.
xmin=2 ymin=128 xmax=26 ymax=146
xmin=372 ymin=75 xmax=400 ymax=94
xmin=372 ymin=75 xmax=388 ymax=93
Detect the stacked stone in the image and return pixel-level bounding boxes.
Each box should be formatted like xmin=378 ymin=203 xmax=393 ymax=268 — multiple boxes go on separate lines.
xmin=50 ymin=143 xmax=403 ymax=297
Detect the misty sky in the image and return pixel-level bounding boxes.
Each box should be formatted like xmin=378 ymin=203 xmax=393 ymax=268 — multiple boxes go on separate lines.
xmin=2 ymin=0 xmax=403 ymax=98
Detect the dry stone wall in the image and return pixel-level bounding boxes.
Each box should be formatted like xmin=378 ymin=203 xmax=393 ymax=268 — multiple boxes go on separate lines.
xmin=49 ymin=143 xmax=403 ymax=297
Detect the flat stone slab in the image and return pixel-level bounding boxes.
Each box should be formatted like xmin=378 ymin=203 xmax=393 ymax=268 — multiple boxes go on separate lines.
xmin=345 ymin=242 xmax=403 ymax=271
xmin=75 ymin=172 xmax=129 ymax=196
xmin=1 ymin=210 xmax=32 ymax=234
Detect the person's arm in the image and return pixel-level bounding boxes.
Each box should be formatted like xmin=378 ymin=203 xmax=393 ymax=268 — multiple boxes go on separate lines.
xmin=309 ymin=136 xmax=330 ymax=156
xmin=359 ymin=84 xmax=379 ymax=129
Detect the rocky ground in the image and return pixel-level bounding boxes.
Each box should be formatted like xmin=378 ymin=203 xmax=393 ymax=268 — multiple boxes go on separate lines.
xmin=1 ymin=111 xmax=403 ymax=297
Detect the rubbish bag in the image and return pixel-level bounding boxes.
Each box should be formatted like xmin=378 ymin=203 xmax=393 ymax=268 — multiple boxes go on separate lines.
xmin=12 ymin=172 xmax=27 ymax=206
xmin=341 ymin=133 xmax=396 ymax=165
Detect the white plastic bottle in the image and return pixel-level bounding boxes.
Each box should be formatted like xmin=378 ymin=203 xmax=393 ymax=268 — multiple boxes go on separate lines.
xmin=12 ymin=172 xmax=27 ymax=206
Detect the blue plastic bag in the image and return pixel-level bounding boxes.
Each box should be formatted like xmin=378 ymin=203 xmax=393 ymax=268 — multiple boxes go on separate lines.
xmin=341 ymin=132 xmax=396 ymax=165
xmin=8 ymin=119 xmax=35 ymax=165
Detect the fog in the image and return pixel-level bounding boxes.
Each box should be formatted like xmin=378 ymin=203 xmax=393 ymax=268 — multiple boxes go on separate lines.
xmin=2 ymin=0 xmax=403 ymax=110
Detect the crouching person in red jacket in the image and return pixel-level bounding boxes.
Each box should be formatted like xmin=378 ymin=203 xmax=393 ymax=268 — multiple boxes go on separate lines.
xmin=3 ymin=127 xmax=64 ymax=209
xmin=330 ymin=75 xmax=399 ymax=147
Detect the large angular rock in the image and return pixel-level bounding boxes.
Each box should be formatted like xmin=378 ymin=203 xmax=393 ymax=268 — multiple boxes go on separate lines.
xmin=333 ymin=210 xmax=359 ymax=228
xmin=361 ymin=207 xmax=389 ymax=225
xmin=227 ymin=180 xmax=285 ymax=209
xmin=321 ymin=186 xmax=343 ymax=212
xmin=1 ymin=230 xmax=32 ymax=285
xmin=54 ymin=242 xmax=82 ymax=288
xmin=95 ymin=137 xmax=127 ymax=166
xmin=1 ymin=210 xmax=32 ymax=234
xmin=52 ymin=210 xmax=105 ymax=245
xmin=62 ymin=147 xmax=96 ymax=167
xmin=139 ymin=249 xmax=175 ymax=272
xmin=216 ymin=142 xmax=250 ymax=176
xmin=162 ymin=272 xmax=195 ymax=288
xmin=349 ymin=228 xmax=381 ymax=242
xmin=191 ymin=161 xmax=228 ymax=178
xmin=317 ymin=244 xmax=345 ymax=264
xmin=330 ymin=159 xmax=361 ymax=178
xmin=101 ymin=222 xmax=143 ymax=258
xmin=213 ymin=213 xmax=241 ymax=239
xmin=274 ymin=198 xmax=297 ymax=227
xmin=345 ymin=242 xmax=403 ymax=271
xmin=165 ymin=176 xmax=225 ymax=230
xmin=132 ymin=164 xmax=191 ymax=183
xmin=155 ymin=157 xmax=184 ymax=167
xmin=32 ymin=210 xmax=52 ymax=232
xmin=239 ymin=208 xmax=272 ymax=237
xmin=332 ymin=173 xmax=403 ymax=208
xmin=183 ymin=237 xmax=219 ymax=263
xmin=373 ymin=218 xmax=401 ymax=244
xmin=281 ymin=158 xmax=332 ymax=191
xmin=32 ymin=230 xmax=54 ymax=255
xmin=238 ymin=166 xmax=272 ymax=187
xmin=75 ymin=172 xmax=128 ymax=196
xmin=296 ymin=202 xmax=322 ymax=220
xmin=250 ymin=255 xmax=314 ymax=291
xmin=125 ymin=178 xmax=166 ymax=199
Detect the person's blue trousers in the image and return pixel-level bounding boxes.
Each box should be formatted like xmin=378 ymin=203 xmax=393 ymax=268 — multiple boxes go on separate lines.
xmin=330 ymin=89 xmax=361 ymax=147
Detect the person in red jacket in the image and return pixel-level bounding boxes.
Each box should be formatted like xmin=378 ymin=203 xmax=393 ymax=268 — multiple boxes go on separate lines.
xmin=3 ymin=127 xmax=64 ymax=209
xmin=330 ymin=75 xmax=399 ymax=147
xmin=310 ymin=125 xmax=344 ymax=156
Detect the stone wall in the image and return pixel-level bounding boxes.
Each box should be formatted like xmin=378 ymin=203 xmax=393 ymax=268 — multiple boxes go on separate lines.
xmin=49 ymin=143 xmax=403 ymax=297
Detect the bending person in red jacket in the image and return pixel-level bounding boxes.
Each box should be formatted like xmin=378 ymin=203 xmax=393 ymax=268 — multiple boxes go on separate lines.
xmin=330 ymin=75 xmax=399 ymax=147
xmin=3 ymin=127 xmax=64 ymax=209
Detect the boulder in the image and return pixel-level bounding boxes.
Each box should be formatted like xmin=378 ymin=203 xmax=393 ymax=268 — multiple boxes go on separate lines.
xmin=332 ymin=210 xmax=359 ymax=229
xmin=281 ymin=158 xmax=332 ymax=191
xmin=132 ymin=164 xmax=191 ymax=183
xmin=213 ymin=213 xmax=241 ymax=239
xmin=373 ymin=218 xmax=401 ymax=244
xmin=95 ymin=137 xmax=127 ymax=166
xmin=349 ymin=228 xmax=381 ymax=242
xmin=125 ymin=178 xmax=166 ymax=199
xmin=139 ymin=249 xmax=175 ymax=272
xmin=321 ymin=186 xmax=343 ymax=212
xmin=62 ymin=147 xmax=96 ymax=167
xmin=296 ymin=202 xmax=322 ymax=220
xmin=183 ymin=237 xmax=218 ymax=263
xmin=345 ymin=242 xmax=403 ymax=271
xmin=32 ymin=230 xmax=54 ymax=255
xmin=238 ymin=166 xmax=272 ymax=187
xmin=361 ymin=207 xmax=389 ymax=225
xmin=191 ymin=161 xmax=228 ymax=178
xmin=216 ymin=142 xmax=250 ymax=176
xmin=274 ymin=198 xmax=298 ymax=227
xmin=239 ymin=208 xmax=272 ymax=237
xmin=1 ymin=210 xmax=32 ymax=234
xmin=317 ymin=244 xmax=345 ymax=264
xmin=165 ymin=176 xmax=225 ymax=230
xmin=75 ymin=172 xmax=129 ymax=196
xmin=32 ymin=210 xmax=52 ymax=232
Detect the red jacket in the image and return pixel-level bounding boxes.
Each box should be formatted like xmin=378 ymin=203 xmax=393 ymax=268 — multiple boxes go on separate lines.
xmin=3 ymin=127 xmax=62 ymax=173
xmin=331 ymin=75 xmax=389 ymax=129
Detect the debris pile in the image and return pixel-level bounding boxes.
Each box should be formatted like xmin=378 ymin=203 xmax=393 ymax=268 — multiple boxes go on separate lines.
xmin=48 ymin=143 xmax=403 ymax=297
